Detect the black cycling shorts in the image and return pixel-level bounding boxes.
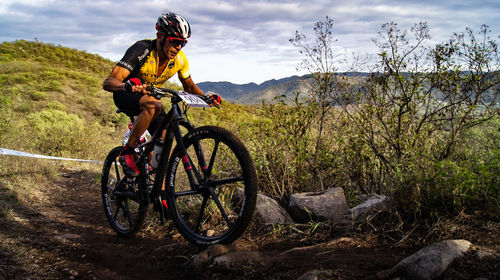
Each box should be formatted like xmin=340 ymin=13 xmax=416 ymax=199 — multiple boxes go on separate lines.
xmin=113 ymin=91 xmax=166 ymax=134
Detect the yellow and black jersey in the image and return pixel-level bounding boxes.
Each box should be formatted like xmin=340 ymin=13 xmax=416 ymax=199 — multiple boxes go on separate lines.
xmin=117 ymin=39 xmax=190 ymax=86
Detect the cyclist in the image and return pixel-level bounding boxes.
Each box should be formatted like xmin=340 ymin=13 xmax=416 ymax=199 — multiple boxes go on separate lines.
xmin=103 ymin=12 xmax=219 ymax=177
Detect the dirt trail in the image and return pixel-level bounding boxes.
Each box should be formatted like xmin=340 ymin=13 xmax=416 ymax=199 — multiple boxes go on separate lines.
xmin=0 ymin=166 xmax=498 ymax=279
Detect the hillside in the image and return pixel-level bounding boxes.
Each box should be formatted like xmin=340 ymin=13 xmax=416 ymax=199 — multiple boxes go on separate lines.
xmin=198 ymin=75 xmax=314 ymax=103
xmin=0 ymin=40 xmax=119 ymax=157
xmin=0 ymin=40 xmax=195 ymax=159
xmin=198 ymin=72 xmax=371 ymax=104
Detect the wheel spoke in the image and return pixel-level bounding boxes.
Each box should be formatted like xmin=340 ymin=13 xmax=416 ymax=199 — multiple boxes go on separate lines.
xmin=207 ymin=140 xmax=220 ymax=178
xmin=208 ymin=187 xmax=233 ymax=227
xmin=113 ymin=201 xmax=121 ymax=220
xmin=210 ymin=175 xmax=244 ymax=186
xmin=195 ymin=195 xmax=209 ymax=234
xmin=174 ymin=190 xmax=200 ymax=197
xmin=193 ymin=139 xmax=209 ymax=179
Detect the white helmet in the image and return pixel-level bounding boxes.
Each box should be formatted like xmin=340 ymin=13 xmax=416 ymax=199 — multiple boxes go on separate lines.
xmin=156 ymin=12 xmax=191 ymax=39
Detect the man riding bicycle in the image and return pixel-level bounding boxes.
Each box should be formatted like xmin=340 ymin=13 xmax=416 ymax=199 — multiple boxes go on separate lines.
xmin=103 ymin=12 xmax=219 ymax=177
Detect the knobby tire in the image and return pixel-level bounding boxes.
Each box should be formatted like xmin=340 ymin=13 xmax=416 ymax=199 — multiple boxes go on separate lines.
xmin=161 ymin=126 xmax=257 ymax=247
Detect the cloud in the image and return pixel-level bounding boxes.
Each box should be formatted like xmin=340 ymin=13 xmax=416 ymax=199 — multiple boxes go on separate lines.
xmin=1 ymin=0 xmax=499 ymax=83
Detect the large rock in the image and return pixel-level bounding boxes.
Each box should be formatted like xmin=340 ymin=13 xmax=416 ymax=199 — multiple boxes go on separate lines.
xmin=378 ymin=239 xmax=472 ymax=280
xmin=288 ymin=187 xmax=350 ymax=223
xmin=347 ymin=194 xmax=389 ymax=220
xmin=255 ymin=193 xmax=295 ymax=224
xmin=234 ymin=189 xmax=294 ymax=224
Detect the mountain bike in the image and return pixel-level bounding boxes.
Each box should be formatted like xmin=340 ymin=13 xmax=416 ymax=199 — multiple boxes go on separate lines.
xmin=101 ymin=87 xmax=258 ymax=247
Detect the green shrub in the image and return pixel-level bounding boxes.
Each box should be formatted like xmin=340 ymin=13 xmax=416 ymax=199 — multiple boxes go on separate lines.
xmin=0 ymin=108 xmax=14 ymax=147
xmin=0 ymin=95 xmax=12 ymax=108
xmin=242 ymin=96 xmax=317 ymax=202
xmin=27 ymin=109 xmax=89 ymax=157
xmin=31 ymin=91 xmax=47 ymax=101
xmin=12 ymin=72 xmax=34 ymax=84
xmin=41 ymin=80 xmax=63 ymax=92
xmin=15 ymin=102 xmax=32 ymax=113
xmin=419 ymin=154 xmax=499 ymax=217
xmin=46 ymin=101 xmax=66 ymax=111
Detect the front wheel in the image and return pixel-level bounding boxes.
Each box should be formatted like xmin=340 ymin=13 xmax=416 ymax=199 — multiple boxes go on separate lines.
xmin=162 ymin=126 xmax=257 ymax=247
xmin=101 ymin=146 xmax=149 ymax=237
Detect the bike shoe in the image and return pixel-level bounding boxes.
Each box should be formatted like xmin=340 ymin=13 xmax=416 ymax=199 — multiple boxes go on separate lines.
xmin=119 ymin=145 xmax=140 ymax=177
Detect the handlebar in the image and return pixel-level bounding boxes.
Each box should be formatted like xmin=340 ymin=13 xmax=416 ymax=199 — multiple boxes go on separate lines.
xmin=146 ymin=86 xmax=220 ymax=108
xmin=146 ymin=86 xmax=177 ymax=99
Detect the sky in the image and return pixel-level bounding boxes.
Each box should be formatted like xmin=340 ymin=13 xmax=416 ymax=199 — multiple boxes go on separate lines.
xmin=1 ymin=0 xmax=499 ymax=84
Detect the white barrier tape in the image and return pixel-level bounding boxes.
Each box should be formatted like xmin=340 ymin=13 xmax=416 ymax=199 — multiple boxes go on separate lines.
xmin=0 ymin=148 xmax=103 ymax=164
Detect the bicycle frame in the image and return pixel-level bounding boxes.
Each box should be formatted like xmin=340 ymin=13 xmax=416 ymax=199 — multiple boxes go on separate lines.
xmin=134 ymin=92 xmax=207 ymax=202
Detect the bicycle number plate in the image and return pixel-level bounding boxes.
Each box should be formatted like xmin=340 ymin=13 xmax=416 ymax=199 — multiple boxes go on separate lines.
xmin=178 ymin=92 xmax=210 ymax=108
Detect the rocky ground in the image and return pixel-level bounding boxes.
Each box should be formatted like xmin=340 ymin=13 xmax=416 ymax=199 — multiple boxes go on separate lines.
xmin=0 ymin=165 xmax=499 ymax=280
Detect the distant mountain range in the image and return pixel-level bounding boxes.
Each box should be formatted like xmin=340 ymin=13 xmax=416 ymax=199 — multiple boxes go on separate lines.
xmin=198 ymin=73 xmax=370 ymax=104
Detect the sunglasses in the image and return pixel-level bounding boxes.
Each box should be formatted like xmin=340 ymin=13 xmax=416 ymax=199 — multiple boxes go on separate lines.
xmin=166 ymin=37 xmax=187 ymax=48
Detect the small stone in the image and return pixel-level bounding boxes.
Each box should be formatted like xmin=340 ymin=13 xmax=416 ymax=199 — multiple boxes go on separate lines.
xmin=173 ymin=233 xmax=182 ymax=239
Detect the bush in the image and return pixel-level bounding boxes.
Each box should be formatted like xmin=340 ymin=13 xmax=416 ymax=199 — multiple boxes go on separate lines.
xmin=31 ymin=91 xmax=47 ymax=101
xmin=27 ymin=109 xmax=93 ymax=158
xmin=243 ymin=95 xmax=316 ymax=202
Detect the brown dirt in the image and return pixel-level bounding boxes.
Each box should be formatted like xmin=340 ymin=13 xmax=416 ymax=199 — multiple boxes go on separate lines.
xmin=1 ymin=165 xmax=498 ymax=280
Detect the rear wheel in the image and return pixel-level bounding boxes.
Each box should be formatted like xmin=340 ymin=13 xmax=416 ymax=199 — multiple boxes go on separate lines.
xmin=101 ymin=146 xmax=149 ymax=237
xmin=162 ymin=126 xmax=257 ymax=247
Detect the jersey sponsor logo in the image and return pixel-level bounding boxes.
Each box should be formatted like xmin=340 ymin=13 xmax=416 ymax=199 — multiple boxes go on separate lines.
xmin=168 ymin=61 xmax=175 ymax=69
xmin=138 ymin=49 xmax=149 ymax=61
